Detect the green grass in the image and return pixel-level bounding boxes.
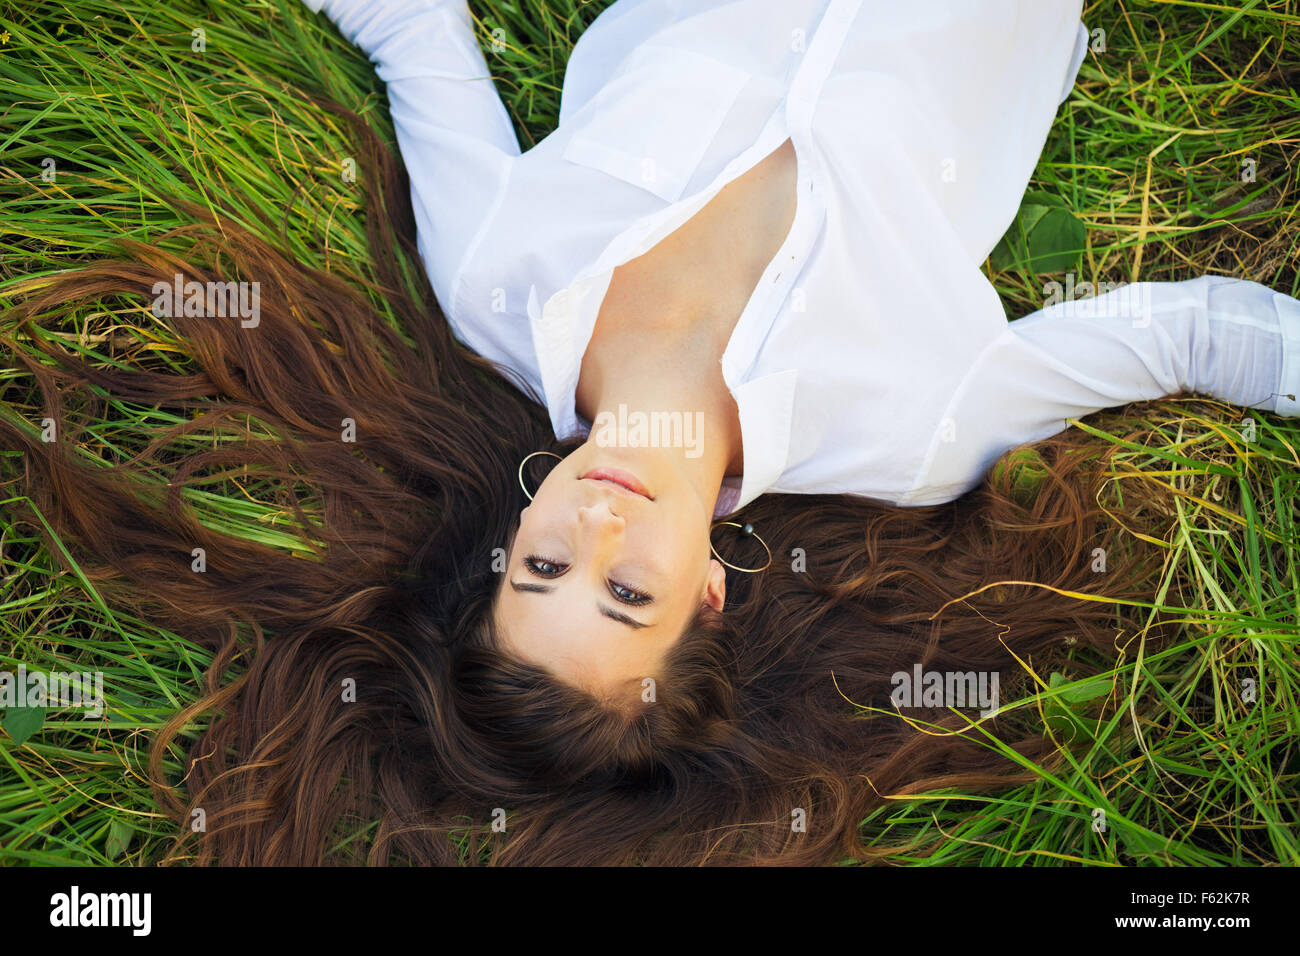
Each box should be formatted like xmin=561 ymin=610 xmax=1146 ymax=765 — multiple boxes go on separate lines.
xmin=1 ymin=0 xmax=1298 ymax=865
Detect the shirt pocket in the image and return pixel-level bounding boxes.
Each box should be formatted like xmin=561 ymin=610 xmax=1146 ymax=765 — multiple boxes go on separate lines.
xmin=561 ymin=43 xmax=751 ymax=204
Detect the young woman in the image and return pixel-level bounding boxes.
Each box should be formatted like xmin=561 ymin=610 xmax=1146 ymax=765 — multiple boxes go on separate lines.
xmin=2 ymin=0 xmax=1294 ymax=865
xmin=312 ymin=0 xmax=1298 ymax=698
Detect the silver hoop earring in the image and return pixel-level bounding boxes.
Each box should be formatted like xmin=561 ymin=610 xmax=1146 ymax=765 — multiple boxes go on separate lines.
xmin=517 ymin=450 xmax=563 ymax=501
xmin=709 ymin=521 xmax=772 ymax=574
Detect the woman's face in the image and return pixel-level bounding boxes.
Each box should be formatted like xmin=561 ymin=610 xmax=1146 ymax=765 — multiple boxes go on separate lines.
xmin=492 ymin=441 xmax=726 ymax=699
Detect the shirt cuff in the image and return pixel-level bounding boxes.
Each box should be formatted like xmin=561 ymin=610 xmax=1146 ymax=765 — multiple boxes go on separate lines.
xmin=1276 ymin=290 xmax=1300 ymax=417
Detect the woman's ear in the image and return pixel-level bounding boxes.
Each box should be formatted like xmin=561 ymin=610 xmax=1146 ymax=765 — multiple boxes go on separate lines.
xmin=703 ymin=558 xmax=727 ymax=613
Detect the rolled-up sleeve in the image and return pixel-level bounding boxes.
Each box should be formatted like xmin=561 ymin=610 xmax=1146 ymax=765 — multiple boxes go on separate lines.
xmin=302 ymin=0 xmax=519 ymax=323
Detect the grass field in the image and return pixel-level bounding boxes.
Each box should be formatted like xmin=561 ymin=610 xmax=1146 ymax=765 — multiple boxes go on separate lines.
xmin=1 ymin=0 xmax=1298 ymax=865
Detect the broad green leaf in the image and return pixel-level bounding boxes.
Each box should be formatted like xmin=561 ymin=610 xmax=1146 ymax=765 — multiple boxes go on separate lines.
xmin=989 ymin=191 xmax=1085 ymax=274
xmin=106 ymin=818 xmax=134 ymax=860
xmin=1058 ymin=677 xmax=1114 ymax=704
xmin=1025 ymin=207 xmax=1087 ymax=272
xmin=2 ymin=706 xmax=46 ymax=746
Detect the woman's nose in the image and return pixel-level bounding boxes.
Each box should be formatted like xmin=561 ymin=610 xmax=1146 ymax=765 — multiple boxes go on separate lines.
xmin=577 ymin=501 xmax=624 ymax=533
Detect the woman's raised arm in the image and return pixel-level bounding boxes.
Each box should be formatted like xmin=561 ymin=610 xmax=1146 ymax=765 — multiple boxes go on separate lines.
xmin=302 ymin=0 xmax=520 ymax=322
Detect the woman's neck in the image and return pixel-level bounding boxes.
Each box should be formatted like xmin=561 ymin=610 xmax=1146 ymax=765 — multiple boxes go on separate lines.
xmin=575 ymin=315 xmax=743 ymax=513
xmin=572 ymin=138 xmax=799 ymax=505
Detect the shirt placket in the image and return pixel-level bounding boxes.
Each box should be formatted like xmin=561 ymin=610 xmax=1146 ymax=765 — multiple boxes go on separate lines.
xmin=719 ymin=0 xmax=863 ymax=387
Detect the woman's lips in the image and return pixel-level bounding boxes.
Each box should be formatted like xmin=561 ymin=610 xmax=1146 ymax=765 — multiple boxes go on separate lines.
xmin=579 ymin=467 xmax=654 ymax=500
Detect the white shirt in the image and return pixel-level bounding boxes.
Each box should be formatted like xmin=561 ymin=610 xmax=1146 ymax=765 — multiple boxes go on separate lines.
xmin=304 ymin=0 xmax=1300 ymax=514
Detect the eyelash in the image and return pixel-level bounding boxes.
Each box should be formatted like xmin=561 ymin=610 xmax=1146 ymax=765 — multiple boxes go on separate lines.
xmin=523 ymin=554 xmax=652 ymax=606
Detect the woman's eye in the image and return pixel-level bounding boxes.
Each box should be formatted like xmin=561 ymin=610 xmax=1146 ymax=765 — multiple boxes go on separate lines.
xmin=609 ymin=581 xmax=651 ymax=605
xmin=524 ymin=555 xmax=567 ymax=576
xmin=523 ymin=556 xmax=648 ymax=604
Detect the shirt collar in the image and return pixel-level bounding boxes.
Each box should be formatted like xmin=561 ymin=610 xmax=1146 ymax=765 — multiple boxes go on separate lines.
xmin=725 ymin=368 xmax=797 ymax=514
xmin=527 ymin=280 xmax=585 ymax=440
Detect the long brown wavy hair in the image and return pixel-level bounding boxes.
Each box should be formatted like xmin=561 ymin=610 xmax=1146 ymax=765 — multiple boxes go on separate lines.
xmin=0 ymin=101 xmax=1177 ymax=865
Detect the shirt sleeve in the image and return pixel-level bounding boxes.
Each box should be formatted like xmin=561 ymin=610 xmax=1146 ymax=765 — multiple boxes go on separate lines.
xmin=910 ymin=274 xmax=1300 ymax=503
xmin=301 ymin=0 xmax=519 ymax=322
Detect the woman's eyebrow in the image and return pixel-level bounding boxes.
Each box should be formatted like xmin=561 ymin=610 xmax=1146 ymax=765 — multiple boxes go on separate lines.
xmin=599 ymin=605 xmax=649 ymax=629
xmin=510 ymin=580 xmax=551 ymax=594
xmin=509 ymin=580 xmax=649 ymax=629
